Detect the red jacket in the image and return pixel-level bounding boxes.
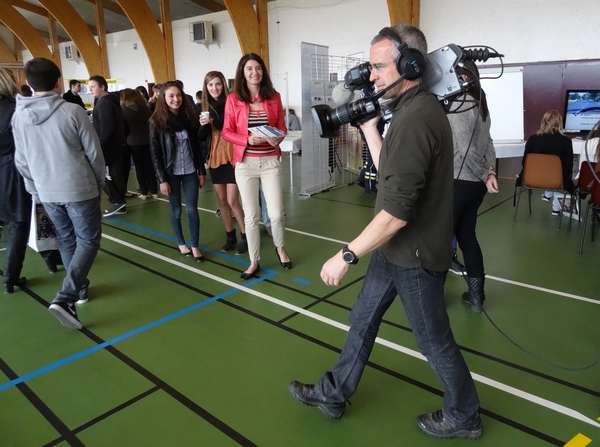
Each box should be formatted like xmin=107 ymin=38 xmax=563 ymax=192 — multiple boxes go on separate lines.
xmin=222 ymin=92 xmax=287 ymax=164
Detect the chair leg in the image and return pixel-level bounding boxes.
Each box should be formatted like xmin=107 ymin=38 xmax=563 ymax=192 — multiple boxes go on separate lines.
xmin=567 ymin=193 xmax=574 ymax=232
xmin=579 ymin=202 xmax=591 ymax=253
xmin=513 ymin=188 xmax=523 ymax=223
xmin=527 ymin=189 xmax=532 ymax=215
xmin=592 ymin=208 xmax=597 ymax=243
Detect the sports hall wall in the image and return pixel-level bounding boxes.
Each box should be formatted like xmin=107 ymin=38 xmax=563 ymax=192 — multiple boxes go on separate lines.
xmin=15 ymin=0 xmax=600 ymax=131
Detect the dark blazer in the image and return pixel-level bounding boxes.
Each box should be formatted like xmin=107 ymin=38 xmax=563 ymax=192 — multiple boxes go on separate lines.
xmin=92 ymin=92 xmax=126 ymax=164
xmin=518 ymin=131 xmax=574 ymax=193
xmin=149 ymin=120 xmax=206 ymax=184
xmin=0 ymin=95 xmax=31 ymax=222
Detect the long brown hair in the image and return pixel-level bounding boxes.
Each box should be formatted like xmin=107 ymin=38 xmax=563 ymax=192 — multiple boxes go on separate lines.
xmin=457 ymin=60 xmax=489 ymax=121
xmin=201 ymin=71 xmax=229 ymax=112
xmin=0 ymin=67 xmax=18 ymax=97
xmin=232 ymin=53 xmax=276 ymax=103
xmin=537 ymin=110 xmax=564 ymax=136
xmin=149 ymin=81 xmax=197 ymax=133
xmin=120 ymin=88 xmax=146 ymax=108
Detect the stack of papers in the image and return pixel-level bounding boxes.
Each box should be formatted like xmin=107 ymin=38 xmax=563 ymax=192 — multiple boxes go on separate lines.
xmin=249 ymin=125 xmax=286 ymax=138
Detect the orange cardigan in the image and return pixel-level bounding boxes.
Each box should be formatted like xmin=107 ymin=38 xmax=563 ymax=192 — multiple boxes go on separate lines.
xmin=222 ymin=92 xmax=287 ymax=164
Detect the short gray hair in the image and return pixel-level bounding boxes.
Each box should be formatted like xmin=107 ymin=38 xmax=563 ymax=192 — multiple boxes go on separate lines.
xmin=371 ymin=24 xmax=427 ymax=55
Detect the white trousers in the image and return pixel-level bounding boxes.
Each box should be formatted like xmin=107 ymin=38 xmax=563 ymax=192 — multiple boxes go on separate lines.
xmin=235 ymin=156 xmax=285 ymax=262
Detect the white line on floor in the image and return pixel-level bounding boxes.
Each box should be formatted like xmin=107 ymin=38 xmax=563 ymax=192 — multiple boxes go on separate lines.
xmin=102 ymin=232 xmax=600 ymax=429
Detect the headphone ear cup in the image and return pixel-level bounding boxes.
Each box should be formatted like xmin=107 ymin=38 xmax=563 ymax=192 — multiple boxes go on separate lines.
xmin=398 ymin=48 xmax=427 ymax=80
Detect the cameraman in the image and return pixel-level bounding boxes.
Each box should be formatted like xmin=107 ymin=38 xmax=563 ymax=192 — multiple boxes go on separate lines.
xmin=289 ymin=24 xmax=481 ymax=439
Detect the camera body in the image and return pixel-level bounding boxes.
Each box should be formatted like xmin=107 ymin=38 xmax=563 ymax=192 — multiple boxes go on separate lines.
xmin=312 ymin=44 xmax=468 ymax=138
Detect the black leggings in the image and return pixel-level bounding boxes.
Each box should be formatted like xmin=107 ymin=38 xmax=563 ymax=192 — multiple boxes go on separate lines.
xmin=453 ymin=179 xmax=487 ymax=278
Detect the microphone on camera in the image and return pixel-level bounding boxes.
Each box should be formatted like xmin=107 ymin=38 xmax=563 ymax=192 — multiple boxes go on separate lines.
xmin=332 ymin=83 xmax=354 ymax=106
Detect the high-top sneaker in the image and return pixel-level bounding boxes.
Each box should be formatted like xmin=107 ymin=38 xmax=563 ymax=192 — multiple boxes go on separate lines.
xmin=236 ymin=233 xmax=248 ymax=255
xmin=221 ymin=230 xmax=237 ymax=252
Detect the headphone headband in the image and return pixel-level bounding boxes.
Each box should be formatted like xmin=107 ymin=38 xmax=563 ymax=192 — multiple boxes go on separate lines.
xmin=377 ymin=26 xmax=426 ymax=81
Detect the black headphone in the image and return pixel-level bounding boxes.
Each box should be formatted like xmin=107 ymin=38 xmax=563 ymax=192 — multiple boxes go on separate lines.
xmin=378 ymin=27 xmax=426 ymax=80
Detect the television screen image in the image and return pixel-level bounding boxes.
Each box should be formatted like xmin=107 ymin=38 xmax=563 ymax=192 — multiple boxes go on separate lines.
xmin=563 ymin=90 xmax=600 ymax=134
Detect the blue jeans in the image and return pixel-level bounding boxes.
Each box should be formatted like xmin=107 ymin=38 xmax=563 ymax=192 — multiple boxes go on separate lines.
xmin=167 ymin=173 xmax=200 ymax=247
xmin=315 ymin=249 xmax=480 ymax=424
xmin=44 ymin=197 xmax=102 ymax=303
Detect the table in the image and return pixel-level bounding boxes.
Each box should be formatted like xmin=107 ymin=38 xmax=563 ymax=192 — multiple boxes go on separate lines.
xmin=494 ymin=139 xmax=586 ymax=159
xmin=280 ymin=131 xmax=302 ymax=186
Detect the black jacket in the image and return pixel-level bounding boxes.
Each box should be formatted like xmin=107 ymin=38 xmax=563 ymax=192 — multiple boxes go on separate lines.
xmin=92 ymin=92 xmax=126 ymax=164
xmin=517 ymin=131 xmax=574 ymax=193
xmin=149 ymin=119 xmax=206 ymax=184
xmin=0 ymin=95 xmax=31 ymax=222
xmin=62 ymin=90 xmax=86 ymax=110
xmin=122 ymin=103 xmax=152 ymax=147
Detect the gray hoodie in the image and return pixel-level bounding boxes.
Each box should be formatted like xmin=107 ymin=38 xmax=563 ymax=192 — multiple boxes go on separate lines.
xmin=12 ymin=92 xmax=105 ymax=203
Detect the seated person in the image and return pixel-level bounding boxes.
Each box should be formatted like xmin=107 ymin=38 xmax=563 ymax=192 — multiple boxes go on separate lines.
xmin=517 ymin=110 xmax=574 ymax=215
xmin=286 ymin=108 xmax=301 ymax=131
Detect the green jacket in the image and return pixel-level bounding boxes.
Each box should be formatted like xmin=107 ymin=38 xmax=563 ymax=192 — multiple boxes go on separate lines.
xmin=374 ymin=84 xmax=454 ymax=271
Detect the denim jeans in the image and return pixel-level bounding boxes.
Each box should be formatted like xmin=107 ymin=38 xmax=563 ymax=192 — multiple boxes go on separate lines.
xmin=315 ymin=249 xmax=480 ymax=425
xmin=3 ymin=221 xmax=29 ymax=285
xmin=454 ymin=180 xmax=487 ymax=277
xmin=43 ymin=197 xmax=102 ymax=303
xmin=167 ymin=172 xmax=200 ymax=247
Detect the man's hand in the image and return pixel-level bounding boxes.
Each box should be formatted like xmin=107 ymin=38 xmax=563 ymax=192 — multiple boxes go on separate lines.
xmin=199 ymin=175 xmax=206 ymax=188
xmin=320 ymin=251 xmax=350 ymax=286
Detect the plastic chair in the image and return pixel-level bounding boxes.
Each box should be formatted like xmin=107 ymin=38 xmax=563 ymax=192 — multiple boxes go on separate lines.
xmin=513 ymin=153 xmax=574 ymax=230
xmin=574 ymin=161 xmax=597 ymax=220
xmin=579 ymin=179 xmax=600 ymax=253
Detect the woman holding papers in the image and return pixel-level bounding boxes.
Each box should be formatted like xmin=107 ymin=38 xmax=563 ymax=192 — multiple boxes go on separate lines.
xmin=222 ymin=53 xmax=291 ymax=280
xmin=199 ymin=70 xmax=247 ymax=255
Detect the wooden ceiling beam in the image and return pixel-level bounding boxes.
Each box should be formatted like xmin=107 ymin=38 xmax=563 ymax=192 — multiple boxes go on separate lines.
xmin=38 ymin=0 xmax=105 ymax=76
xmin=93 ymin=0 xmax=110 ymax=77
xmin=8 ymin=0 xmax=47 ymax=17
xmin=256 ymin=0 xmax=268 ymax=70
xmin=387 ymin=0 xmax=419 ymax=27
xmin=159 ymin=0 xmax=175 ymax=80
xmin=116 ymin=0 xmax=169 ymax=82
xmin=0 ymin=1 xmax=55 ymax=62
xmin=222 ymin=0 xmax=261 ymax=57
xmin=47 ymin=14 xmax=61 ymax=71
xmin=188 ymin=0 xmax=226 ymax=13
xmin=0 ymin=36 xmax=16 ymax=63
xmin=85 ymin=0 xmax=127 ymax=18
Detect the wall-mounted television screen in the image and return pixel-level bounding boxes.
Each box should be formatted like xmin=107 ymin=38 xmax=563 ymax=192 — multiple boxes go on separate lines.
xmin=563 ymin=89 xmax=600 ymax=135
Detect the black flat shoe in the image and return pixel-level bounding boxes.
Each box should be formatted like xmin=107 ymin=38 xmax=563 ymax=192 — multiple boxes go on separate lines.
xmin=240 ymin=263 xmax=260 ymax=280
xmin=275 ymin=248 xmax=293 ymax=270
xmin=4 ymin=277 xmax=27 ymax=294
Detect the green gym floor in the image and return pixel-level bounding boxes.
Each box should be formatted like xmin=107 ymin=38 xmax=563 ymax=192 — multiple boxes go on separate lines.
xmin=1 ymin=156 xmax=599 ymax=447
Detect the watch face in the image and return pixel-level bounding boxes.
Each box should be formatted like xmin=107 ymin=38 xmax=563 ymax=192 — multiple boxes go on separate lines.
xmin=343 ymin=250 xmax=355 ymax=264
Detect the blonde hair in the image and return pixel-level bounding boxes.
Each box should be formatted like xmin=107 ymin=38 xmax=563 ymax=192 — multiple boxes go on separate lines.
xmin=537 ymin=110 xmax=565 ymax=135
xmin=0 ymin=67 xmax=18 ymax=97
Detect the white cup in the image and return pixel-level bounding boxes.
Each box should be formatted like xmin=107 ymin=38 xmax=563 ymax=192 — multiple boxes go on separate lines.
xmin=201 ymin=111 xmax=210 ymax=120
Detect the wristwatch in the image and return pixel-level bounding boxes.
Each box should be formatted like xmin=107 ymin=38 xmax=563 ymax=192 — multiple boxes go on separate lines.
xmin=342 ymin=245 xmax=359 ymax=265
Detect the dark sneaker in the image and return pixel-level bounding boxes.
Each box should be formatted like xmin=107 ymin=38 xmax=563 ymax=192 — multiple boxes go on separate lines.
xmin=417 ymin=410 xmax=482 ymax=440
xmin=551 ymin=210 xmax=560 ymax=216
xmin=76 ymin=288 xmax=89 ymax=305
xmin=221 ymin=238 xmax=237 ymax=252
xmin=541 ymin=194 xmax=551 ymax=202
xmin=48 ymin=302 xmax=83 ymax=329
xmin=215 ymin=208 xmax=222 ymax=219
xmin=235 ymin=239 xmax=248 ymax=256
xmin=288 ymin=381 xmax=346 ymax=420
xmin=103 ymin=203 xmax=126 ymax=217
xmin=449 ymin=256 xmax=466 ymax=276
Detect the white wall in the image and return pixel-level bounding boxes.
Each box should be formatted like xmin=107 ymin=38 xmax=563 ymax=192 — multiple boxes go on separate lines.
xmin=18 ymin=0 xmax=600 ymax=111
xmin=421 ymin=0 xmax=600 ymax=64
